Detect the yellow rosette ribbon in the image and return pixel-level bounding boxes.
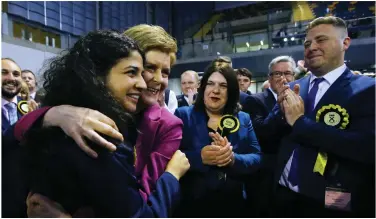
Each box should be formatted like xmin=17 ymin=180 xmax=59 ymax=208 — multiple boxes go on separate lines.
xmin=17 ymin=100 xmax=29 ymax=115
xmin=313 ymin=104 xmax=349 ymax=175
xmin=217 ymin=114 xmax=240 ymax=136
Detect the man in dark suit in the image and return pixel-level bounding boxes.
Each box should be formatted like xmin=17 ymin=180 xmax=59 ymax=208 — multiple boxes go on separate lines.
xmin=177 ymin=70 xmax=199 ymax=107
xmin=269 ymin=16 xmax=374 ymax=217
xmin=242 ymin=56 xmax=296 ymax=216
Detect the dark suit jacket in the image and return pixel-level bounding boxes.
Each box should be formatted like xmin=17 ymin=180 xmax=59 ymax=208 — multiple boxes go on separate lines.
xmin=27 ymin=130 xmax=181 ymax=217
xmin=239 ymin=91 xmax=249 ymax=107
xmin=242 ymin=89 xmax=288 ymax=156
xmin=271 ymin=68 xmax=375 ymax=216
xmin=176 ymin=94 xmax=197 ymax=108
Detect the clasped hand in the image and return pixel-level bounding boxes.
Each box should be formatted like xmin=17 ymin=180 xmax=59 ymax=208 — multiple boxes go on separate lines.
xmin=201 ymin=132 xmax=234 ymax=167
xmin=275 ymin=78 xmax=305 ymax=126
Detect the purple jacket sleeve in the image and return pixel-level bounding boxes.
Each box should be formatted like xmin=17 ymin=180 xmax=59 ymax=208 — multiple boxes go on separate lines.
xmin=137 ymin=106 xmax=183 ymax=199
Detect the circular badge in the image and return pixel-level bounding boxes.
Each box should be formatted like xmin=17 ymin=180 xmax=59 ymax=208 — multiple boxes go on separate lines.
xmin=17 ymin=101 xmax=29 ymax=115
xmin=316 ymin=104 xmax=349 ymax=129
xmin=218 ymin=114 xmax=240 ymax=134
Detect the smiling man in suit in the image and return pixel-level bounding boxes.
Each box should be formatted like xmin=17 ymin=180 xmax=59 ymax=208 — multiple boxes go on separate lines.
xmin=269 ymin=16 xmax=375 ymax=217
xmin=2 ymin=58 xmax=23 ymax=134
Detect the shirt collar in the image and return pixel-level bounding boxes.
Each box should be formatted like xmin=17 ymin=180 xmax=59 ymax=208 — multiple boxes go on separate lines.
xmin=2 ymin=96 xmax=18 ymax=108
xmin=30 ymin=92 xmax=36 ymax=99
xmin=268 ymin=87 xmax=278 ymax=101
xmin=310 ymin=64 xmax=347 ymax=85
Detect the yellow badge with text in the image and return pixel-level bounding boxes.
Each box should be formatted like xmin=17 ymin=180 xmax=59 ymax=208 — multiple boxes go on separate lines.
xmin=218 ymin=114 xmax=240 ymax=136
xmin=313 ymin=104 xmax=350 ymax=175
xmin=17 ymin=101 xmax=29 ymax=115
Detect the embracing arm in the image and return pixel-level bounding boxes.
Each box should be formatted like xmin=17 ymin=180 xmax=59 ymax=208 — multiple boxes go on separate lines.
xmin=50 ymin=142 xmax=182 ymax=218
xmin=14 ymin=105 xmax=123 ymax=158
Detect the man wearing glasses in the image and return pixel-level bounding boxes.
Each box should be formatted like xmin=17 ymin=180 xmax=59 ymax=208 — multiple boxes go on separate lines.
xmin=242 ymin=55 xmax=296 ymax=217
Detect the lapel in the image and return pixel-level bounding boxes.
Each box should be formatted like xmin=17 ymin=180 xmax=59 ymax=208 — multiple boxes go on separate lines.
xmin=178 ymin=95 xmax=189 ymax=107
xmin=16 ymin=96 xmax=23 ymax=119
xmin=297 ymin=75 xmax=311 ymax=111
xmin=191 ymin=109 xmax=211 ymax=148
xmin=303 ymin=68 xmax=352 ymax=119
xmin=134 ymin=104 xmax=161 ymax=173
xmin=226 ymin=113 xmax=241 ymax=149
xmin=264 ymin=89 xmax=276 ymax=111
xmin=313 ymin=68 xmax=352 ymax=114
xmin=2 ymin=109 xmax=10 ymax=131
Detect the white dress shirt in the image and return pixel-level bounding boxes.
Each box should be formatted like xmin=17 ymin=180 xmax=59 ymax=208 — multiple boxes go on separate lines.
xmin=164 ymin=90 xmax=178 ymax=114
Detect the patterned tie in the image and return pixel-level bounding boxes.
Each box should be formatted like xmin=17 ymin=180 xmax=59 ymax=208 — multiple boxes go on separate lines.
xmin=288 ymin=78 xmax=325 ymax=186
xmin=5 ymin=102 xmax=18 ymax=125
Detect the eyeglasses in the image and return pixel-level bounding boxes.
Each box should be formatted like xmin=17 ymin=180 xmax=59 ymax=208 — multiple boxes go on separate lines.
xmin=269 ymin=71 xmax=294 ymax=78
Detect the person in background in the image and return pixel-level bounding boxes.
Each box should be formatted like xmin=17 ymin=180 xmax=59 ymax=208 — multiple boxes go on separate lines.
xmin=19 ymin=80 xmax=30 ymax=101
xmin=177 ymin=70 xmax=199 ymax=107
xmin=242 ymin=55 xmax=297 ymax=216
xmin=158 ymin=88 xmax=178 ymax=114
xmin=295 ymin=60 xmax=309 ymax=80
xmin=2 ymin=58 xmax=23 ymax=134
xmin=236 ymin=68 xmax=253 ymax=95
xmin=262 ymin=80 xmax=270 ymax=92
xmin=34 ymin=88 xmax=46 ymax=105
xmin=213 ymin=56 xmax=233 ymax=68
xmin=174 ymin=64 xmax=261 ymax=217
xmin=23 ymin=30 xmax=189 ymax=217
xmin=21 ymin=70 xmax=37 ymax=99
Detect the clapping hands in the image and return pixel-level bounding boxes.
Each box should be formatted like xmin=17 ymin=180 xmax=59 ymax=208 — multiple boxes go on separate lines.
xmin=201 ymin=132 xmax=234 ymax=167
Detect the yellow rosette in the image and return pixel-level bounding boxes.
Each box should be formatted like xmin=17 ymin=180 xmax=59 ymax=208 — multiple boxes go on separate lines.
xmin=17 ymin=100 xmax=29 ymax=115
xmin=313 ymin=104 xmax=350 ymax=175
xmin=218 ymin=114 xmax=240 ymax=136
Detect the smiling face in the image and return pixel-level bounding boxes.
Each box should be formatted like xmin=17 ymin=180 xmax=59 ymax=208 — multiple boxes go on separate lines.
xmin=141 ymin=50 xmax=170 ymax=106
xmin=204 ymin=72 xmax=228 ymax=114
xmin=304 ymin=24 xmax=350 ymax=76
xmin=106 ymin=51 xmax=146 ymax=113
xmin=2 ymin=59 xmax=22 ymax=100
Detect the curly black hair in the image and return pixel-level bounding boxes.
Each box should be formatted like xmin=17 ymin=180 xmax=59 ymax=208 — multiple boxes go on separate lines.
xmin=42 ymin=30 xmax=144 ymax=133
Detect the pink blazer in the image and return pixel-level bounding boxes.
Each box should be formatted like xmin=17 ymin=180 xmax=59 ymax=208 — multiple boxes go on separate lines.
xmin=134 ymin=104 xmax=183 ymax=200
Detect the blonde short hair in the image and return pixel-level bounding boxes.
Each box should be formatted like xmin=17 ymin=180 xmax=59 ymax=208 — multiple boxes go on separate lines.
xmin=124 ymin=24 xmax=178 ymax=66
xmin=20 ymin=80 xmax=30 ymax=100
xmin=306 ymin=16 xmax=348 ymax=38
xmin=181 ymin=70 xmax=199 ymax=83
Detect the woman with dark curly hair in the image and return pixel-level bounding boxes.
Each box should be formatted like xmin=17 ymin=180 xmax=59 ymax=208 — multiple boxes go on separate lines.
xmin=25 ymin=30 xmax=189 ymax=217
